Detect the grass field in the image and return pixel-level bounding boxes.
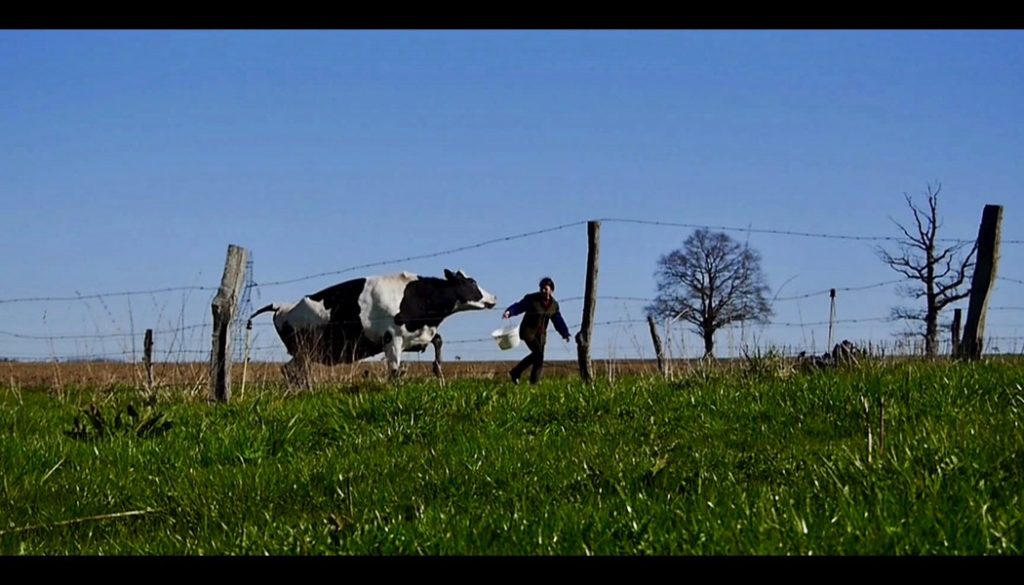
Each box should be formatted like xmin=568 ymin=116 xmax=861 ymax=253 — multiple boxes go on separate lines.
xmin=1 ymin=356 xmax=1022 ymax=555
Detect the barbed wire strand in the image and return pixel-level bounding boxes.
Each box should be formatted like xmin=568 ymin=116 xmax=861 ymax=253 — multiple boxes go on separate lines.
xmin=595 ymin=217 xmax=1024 ymax=244
xmin=0 ymin=323 xmax=210 ymax=341
xmin=1 ymin=218 xmax=1019 ymax=305
xmin=12 ymin=293 xmax=1024 ymax=344
xmin=253 ymin=221 xmax=589 ymax=288
xmin=1 ymin=218 xmax=1020 ymax=361
xmin=773 ymin=280 xmax=906 ymax=301
xmin=11 ymin=332 xmax=1024 ymax=363
xmin=0 ymin=286 xmax=217 ymax=306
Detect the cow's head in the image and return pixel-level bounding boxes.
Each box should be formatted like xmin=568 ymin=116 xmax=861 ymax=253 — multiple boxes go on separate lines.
xmin=444 ymin=269 xmax=497 ymax=311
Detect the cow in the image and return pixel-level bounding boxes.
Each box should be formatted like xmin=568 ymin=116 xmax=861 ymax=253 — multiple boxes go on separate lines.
xmin=248 ymin=269 xmax=496 ymax=387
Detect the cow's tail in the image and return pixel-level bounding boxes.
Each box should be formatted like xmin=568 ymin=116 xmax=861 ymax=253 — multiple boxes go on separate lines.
xmin=247 ymin=304 xmax=279 ymax=329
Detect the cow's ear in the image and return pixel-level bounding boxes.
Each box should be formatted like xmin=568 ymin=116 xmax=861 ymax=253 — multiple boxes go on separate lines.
xmin=444 ymin=269 xmax=456 ymax=281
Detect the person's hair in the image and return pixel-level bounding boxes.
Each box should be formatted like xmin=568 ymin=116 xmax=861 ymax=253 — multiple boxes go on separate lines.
xmin=539 ymin=277 xmax=555 ymax=291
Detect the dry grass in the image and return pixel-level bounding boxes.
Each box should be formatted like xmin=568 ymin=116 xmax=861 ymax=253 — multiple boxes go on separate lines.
xmin=13 ymin=352 xmax=1017 ymax=391
xmin=2 ymin=358 xmax=679 ymax=389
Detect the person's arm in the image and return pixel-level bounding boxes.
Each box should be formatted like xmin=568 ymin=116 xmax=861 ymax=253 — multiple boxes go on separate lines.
xmin=503 ymin=297 xmax=527 ymax=319
xmin=552 ymin=311 xmax=571 ymax=341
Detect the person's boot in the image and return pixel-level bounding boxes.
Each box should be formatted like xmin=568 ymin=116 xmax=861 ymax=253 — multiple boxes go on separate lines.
xmin=529 ymin=364 xmax=543 ymax=385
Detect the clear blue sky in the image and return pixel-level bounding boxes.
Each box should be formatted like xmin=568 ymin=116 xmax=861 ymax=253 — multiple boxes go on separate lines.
xmin=2 ymin=30 xmax=1022 ymax=364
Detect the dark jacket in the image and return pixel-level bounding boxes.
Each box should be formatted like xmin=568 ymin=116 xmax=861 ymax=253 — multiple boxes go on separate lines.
xmin=505 ymin=292 xmax=570 ymax=344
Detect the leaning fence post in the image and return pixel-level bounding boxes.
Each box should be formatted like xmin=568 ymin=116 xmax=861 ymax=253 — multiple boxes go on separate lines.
xmin=959 ymin=204 xmax=1002 ymax=360
xmin=143 ymin=329 xmax=154 ymax=393
xmin=647 ymin=315 xmax=666 ymax=377
xmin=828 ymin=288 xmax=837 ymax=350
xmin=210 ymin=244 xmax=249 ymax=403
xmin=576 ymin=221 xmax=600 ymax=383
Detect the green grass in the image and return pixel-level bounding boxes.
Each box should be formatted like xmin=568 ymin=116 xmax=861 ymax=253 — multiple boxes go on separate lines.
xmin=1 ymin=358 xmax=1022 ymax=554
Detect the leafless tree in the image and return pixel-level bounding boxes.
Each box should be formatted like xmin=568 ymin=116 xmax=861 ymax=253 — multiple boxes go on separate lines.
xmin=878 ymin=184 xmax=976 ymax=357
xmin=647 ymin=229 xmax=772 ymax=358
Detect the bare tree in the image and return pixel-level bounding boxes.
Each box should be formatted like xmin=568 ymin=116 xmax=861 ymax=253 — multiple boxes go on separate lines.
xmin=878 ymin=184 xmax=976 ymax=357
xmin=647 ymin=229 xmax=772 ymax=358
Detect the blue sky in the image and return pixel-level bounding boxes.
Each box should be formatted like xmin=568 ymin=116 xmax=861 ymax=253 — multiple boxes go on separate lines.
xmin=2 ymin=30 xmax=1022 ymax=364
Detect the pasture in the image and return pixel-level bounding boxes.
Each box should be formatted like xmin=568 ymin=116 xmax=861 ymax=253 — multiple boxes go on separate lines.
xmin=1 ymin=357 xmax=1022 ymax=555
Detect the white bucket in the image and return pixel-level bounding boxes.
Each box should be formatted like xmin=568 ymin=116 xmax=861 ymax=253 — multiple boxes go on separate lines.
xmin=491 ymin=325 xmax=521 ymax=350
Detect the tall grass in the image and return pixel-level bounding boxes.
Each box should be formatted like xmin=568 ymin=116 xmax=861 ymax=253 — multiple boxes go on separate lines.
xmin=1 ymin=358 xmax=1022 ymax=555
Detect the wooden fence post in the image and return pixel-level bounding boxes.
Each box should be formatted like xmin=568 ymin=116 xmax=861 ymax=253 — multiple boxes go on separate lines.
xmin=210 ymin=244 xmax=249 ymax=403
xmin=240 ymin=319 xmax=253 ymax=400
xmin=143 ymin=329 xmax=154 ymax=392
xmin=828 ymin=288 xmax=837 ymax=350
xmin=951 ymin=308 xmax=962 ymax=357
xmin=647 ymin=315 xmax=666 ymax=377
xmin=959 ymin=205 xmax=1002 ymax=360
xmin=575 ymin=221 xmax=600 ymax=383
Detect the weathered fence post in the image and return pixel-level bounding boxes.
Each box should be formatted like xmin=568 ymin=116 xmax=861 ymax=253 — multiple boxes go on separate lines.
xmin=647 ymin=315 xmax=666 ymax=377
xmin=210 ymin=244 xmax=249 ymax=403
xmin=240 ymin=319 xmax=253 ymax=400
xmin=827 ymin=288 xmax=837 ymax=350
xmin=862 ymin=396 xmax=873 ymax=465
xmin=575 ymin=221 xmax=600 ymax=383
xmin=143 ymin=329 xmax=154 ymax=392
xmin=959 ymin=205 xmax=1002 ymax=360
xmin=951 ymin=308 xmax=962 ymax=357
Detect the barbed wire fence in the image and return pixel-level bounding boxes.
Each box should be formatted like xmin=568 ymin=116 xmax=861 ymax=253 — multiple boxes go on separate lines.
xmin=1 ymin=216 xmax=1021 ymax=385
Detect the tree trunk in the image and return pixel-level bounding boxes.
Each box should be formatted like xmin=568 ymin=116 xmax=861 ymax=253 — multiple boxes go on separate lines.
xmin=951 ymin=308 xmax=962 ymax=357
xmin=702 ymin=328 xmax=715 ymax=358
xmin=925 ymin=308 xmax=939 ymax=357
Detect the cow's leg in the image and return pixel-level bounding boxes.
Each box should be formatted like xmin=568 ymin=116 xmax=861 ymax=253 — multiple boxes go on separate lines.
xmin=297 ymin=355 xmax=312 ymax=390
xmin=431 ymin=333 xmax=445 ymax=383
xmin=282 ymin=357 xmax=300 ymax=390
xmin=382 ymin=331 xmax=404 ymax=380
xmin=282 ymin=353 xmax=312 ymax=391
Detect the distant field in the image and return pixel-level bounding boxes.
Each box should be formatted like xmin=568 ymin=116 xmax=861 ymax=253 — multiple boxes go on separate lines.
xmin=1 ymin=358 xmax=665 ymax=389
xmin=2 ymin=356 xmax=1022 ymax=554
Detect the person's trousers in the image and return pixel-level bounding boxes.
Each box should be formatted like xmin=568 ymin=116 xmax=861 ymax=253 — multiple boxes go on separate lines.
xmin=510 ymin=337 xmax=546 ymax=384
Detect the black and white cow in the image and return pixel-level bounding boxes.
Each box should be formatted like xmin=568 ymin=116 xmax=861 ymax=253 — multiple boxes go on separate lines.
xmin=248 ymin=269 xmax=496 ymax=386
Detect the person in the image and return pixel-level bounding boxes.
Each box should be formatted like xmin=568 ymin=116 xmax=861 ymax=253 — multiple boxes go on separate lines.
xmin=502 ymin=276 xmax=571 ymax=385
